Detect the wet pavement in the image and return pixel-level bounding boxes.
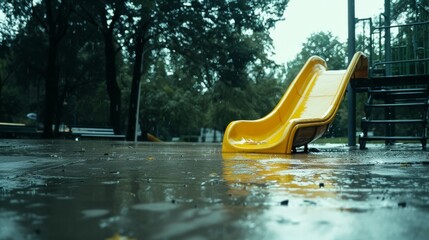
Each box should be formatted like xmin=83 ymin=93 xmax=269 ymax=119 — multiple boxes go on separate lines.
xmin=0 ymin=139 xmax=428 ymax=239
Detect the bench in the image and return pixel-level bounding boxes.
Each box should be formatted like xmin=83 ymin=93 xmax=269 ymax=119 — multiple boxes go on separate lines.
xmin=71 ymin=127 xmax=125 ymax=140
xmin=0 ymin=122 xmax=40 ymax=138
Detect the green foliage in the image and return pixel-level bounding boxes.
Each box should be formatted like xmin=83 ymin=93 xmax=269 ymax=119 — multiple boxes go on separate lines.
xmin=391 ymin=0 xmax=429 ymax=22
xmin=206 ymin=74 xmax=284 ymax=132
xmin=389 ymin=1 xmax=429 ymax=75
xmin=286 ymin=32 xmax=346 ymax=85
xmin=0 ymin=0 xmax=290 ymax=139
xmin=131 ymin=0 xmax=289 ymax=138
xmin=139 ymin=56 xmax=202 ymax=139
xmin=73 ymin=82 xmax=110 ymax=127
xmin=139 ymin=47 xmax=285 ymax=140
xmin=0 ymin=84 xmax=27 ymax=123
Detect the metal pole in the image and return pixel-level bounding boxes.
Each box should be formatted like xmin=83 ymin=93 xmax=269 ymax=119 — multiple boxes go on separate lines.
xmin=347 ymin=0 xmax=356 ymax=146
xmin=384 ymin=0 xmax=393 ymax=143
xmin=134 ymin=79 xmax=142 ymax=143
xmin=134 ymin=49 xmax=147 ymax=143
xmin=385 ymin=0 xmax=392 ymax=76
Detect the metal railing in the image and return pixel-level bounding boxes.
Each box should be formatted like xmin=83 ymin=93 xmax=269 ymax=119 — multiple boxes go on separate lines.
xmin=356 ymin=18 xmax=429 ymax=77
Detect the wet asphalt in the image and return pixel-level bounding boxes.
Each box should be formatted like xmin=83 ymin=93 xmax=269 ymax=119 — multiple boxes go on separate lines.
xmin=0 ymin=139 xmax=428 ymax=240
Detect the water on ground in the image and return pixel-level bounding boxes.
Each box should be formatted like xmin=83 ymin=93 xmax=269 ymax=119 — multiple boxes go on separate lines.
xmin=0 ymin=140 xmax=428 ymax=239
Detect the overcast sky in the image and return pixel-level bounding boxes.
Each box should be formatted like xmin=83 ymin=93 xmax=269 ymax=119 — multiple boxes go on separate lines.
xmin=270 ymin=0 xmax=385 ymax=64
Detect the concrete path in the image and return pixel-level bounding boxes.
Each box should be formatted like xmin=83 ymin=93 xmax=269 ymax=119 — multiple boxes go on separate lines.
xmin=0 ymin=140 xmax=428 ymax=239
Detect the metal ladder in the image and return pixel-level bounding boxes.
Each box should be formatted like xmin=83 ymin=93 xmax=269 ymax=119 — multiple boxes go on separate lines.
xmin=359 ymin=82 xmax=428 ymax=150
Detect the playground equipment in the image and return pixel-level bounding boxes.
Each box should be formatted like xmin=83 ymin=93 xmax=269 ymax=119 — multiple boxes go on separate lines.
xmin=223 ymin=2 xmax=429 ymax=153
xmin=354 ymin=11 xmax=429 ymax=150
xmin=222 ymin=52 xmax=368 ymax=154
xmin=346 ymin=1 xmax=429 ymax=149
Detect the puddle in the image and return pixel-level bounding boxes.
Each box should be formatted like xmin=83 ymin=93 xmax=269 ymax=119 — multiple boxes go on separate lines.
xmin=1 ymin=140 xmax=428 ymax=239
xmin=133 ymin=202 xmax=180 ymax=212
xmin=101 ymin=180 xmax=120 ymax=185
xmin=81 ymin=209 xmax=109 ymax=219
xmin=152 ymin=206 xmax=228 ymax=239
xmin=0 ymin=211 xmax=29 ymax=240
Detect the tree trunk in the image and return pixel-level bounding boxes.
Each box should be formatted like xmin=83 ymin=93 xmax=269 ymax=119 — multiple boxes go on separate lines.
xmin=43 ymin=32 xmax=59 ymax=138
xmin=126 ymin=36 xmax=144 ymax=141
xmin=41 ymin=0 xmax=69 ymax=138
xmin=104 ymin=33 xmax=121 ymax=135
xmin=54 ymin=88 xmax=67 ymax=135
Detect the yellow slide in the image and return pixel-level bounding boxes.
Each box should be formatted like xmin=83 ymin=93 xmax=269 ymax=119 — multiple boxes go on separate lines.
xmin=222 ymin=52 xmax=368 ymax=154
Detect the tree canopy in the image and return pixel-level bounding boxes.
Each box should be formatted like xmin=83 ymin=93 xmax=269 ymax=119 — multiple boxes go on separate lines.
xmin=285 ymin=32 xmax=346 ymax=85
xmin=0 ymin=0 xmax=289 ymax=140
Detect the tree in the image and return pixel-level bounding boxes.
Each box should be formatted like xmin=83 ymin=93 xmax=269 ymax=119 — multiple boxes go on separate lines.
xmin=1 ymin=0 xmax=290 ymax=140
xmin=77 ymin=0 xmax=126 ymax=135
xmin=124 ymin=1 xmax=156 ymax=140
xmin=285 ymin=32 xmax=347 ymax=84
xmin=391 ymin=0 xmax=429 ymax=22
xmin=124 ymin=0 xmax=290 ymax=140
xmin=0 ymin=42 xmax=25 ymax=122
xmin=54 ymin=13 xmax=107 ymax=130
xmin=42 ymin=0 xmax=73 ymax=137
xmin=137 ymin=54 xmax=204 ymax=140
xmin=0 ymin=9 xmax=46 ymax=124
xmin=1 ymin=0 xmax=73 ymax=137
xmin=389 ymin=0 xmax=429 ymax=74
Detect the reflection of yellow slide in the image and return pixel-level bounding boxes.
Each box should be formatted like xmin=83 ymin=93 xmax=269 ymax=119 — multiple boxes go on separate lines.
xmin=222 ymin=52 xmax=368 ymax=154
xmin=222 ymin=153 xmax=336 ymax=199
